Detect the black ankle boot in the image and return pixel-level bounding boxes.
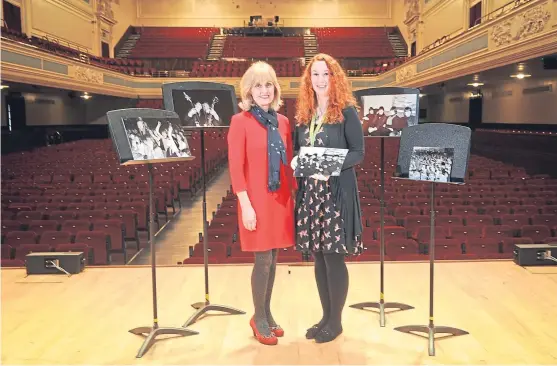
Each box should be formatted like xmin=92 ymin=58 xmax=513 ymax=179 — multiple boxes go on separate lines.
xmin=314 ymin=324 xmax=343 ymax=343
xmin=305 ymin=324 xmax=321 ymax=339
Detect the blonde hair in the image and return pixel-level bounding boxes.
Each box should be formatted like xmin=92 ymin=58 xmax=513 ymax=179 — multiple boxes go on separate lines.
xmin=239 ymin=61 xmax=282 ymax=111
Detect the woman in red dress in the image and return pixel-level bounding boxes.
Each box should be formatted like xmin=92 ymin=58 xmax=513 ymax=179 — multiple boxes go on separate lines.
xmin=227 ymin=61 xmax=296 ymax=346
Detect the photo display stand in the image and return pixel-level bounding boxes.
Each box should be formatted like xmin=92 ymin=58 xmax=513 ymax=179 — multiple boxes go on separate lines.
xmin=107 ymin=108 xmax=199 ymax=358
xmin=349 ymin=87 xmax=419 ymax=326
xmin=392 ymin=123 xmax=471 ymax=356
xmin=162 ymin=81 xmax=245 ymax=328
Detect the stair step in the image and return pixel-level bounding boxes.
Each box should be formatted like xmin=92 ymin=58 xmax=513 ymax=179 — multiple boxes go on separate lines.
xmin=206 ymin=34 xmax=226 ymax=60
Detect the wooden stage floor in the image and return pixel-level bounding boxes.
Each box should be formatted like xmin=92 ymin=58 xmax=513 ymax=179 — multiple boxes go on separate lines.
xmin=2 ymin=260 xmax=557 ymax=365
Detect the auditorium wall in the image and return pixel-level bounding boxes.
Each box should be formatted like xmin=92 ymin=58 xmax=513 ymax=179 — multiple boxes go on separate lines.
xmin=420 ymin=75 xmax=557 ymax=125
xmin=421 ymin=0 xmax=467 ymax=48
xmin=112 ymin=0 xmax=137 ymax=48
xmin=391 ymin=0 xmax=409 ymax=43
xmin=1 ymin=90 xmax=8 ymax=127
xmin=422 ymin=91 xmax=470 ymax=124
xmin=22 ymin=91 xmax=134 ymax=126
xmin=482 ymin=77 xmax=557 ymax=125
xmin=28 ymin=0 xmax=95 ymax=51
xmin=135 ymin=0 xmax=395 ymax=27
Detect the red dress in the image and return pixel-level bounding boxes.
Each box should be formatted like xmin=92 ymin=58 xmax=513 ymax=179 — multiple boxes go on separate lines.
xmin=227 ymin=111 xmax=296 ymax=252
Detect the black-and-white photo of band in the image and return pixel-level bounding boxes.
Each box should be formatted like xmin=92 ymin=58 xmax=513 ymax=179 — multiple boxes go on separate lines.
xmin=171 ymin=89 xmax=235 ymax=128
xmin=123 ymin=117 xmax=192 ymax=161
xmin=294 ymin=147 xmax=348 ymax=177
xmin=409 ymin=147 xmax=454 ymax=183
xmin=361 ymin=94 xmax=418 ymax=137
xmin=184 ymin=92 xmax=220 ymax=127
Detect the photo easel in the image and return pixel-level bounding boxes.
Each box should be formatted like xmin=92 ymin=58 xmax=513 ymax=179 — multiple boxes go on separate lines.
xmin=107 ymin=108 xmax=199 ymax=358
xmin=349 ymin=87 xmax=418 ymax=326
xmin=162 ymin=81 xmax=245 ymax=328
xmin=392 ymin=123 xmax=472 ymax=356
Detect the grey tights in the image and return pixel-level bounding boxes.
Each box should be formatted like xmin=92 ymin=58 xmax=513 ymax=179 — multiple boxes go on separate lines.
xmin=252 ymin=249 xmax=278 ymax=336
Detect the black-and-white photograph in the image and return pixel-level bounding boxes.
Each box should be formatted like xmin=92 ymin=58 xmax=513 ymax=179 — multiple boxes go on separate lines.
xmin=294 ymin=147 xmax=348 ymax=177
xmin=171 ymin=89 xmax=234 ymax=128
xmin=122 ymin=117 xmax=192 ymax=161
xmin=361 ymin=93 xmax=418 ymax=137
xmin=409 ymin=147 xmax=454 ymax=183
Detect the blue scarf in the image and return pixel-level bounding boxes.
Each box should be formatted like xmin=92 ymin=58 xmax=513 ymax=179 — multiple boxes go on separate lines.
xmin=249 ymin=105 xmax=287 ymax=192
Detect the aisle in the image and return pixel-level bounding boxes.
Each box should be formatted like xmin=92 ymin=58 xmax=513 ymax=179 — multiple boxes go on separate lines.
xmin=130 ymin=168 xmax=232 ymax=266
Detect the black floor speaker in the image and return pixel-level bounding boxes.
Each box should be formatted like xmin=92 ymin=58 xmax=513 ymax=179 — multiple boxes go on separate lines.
xmin=25 ymin=252 xmax=86 ymax=275
xmin=513 ymin=244 xmax=557 ymax=266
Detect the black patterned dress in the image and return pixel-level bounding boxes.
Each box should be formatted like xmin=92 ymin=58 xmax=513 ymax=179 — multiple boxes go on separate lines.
xmin=295 ymin=127 xmax=363 ymax=255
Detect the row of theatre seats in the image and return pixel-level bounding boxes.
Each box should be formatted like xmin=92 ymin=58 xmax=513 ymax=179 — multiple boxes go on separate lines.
xmin=2 ymin=25 xmax=405 ymax=78
xmin=130 ymin=27 xmax=220 ymax=59
xmin=182 ymin=138 xmax=557 ymax=264
xmin=190 ymin=60 xmax=303 ymax=78
xmin=311 ymin=27 xmax=396 ymax=58
xmin=0 ymin=131 xmax=229 ymax=267
xmin=0 ymin=26 xmax=157 ymax=76
xmin=87 ymin=57 xmax=157 ymax=77
xmin=127 ymin=26 xmax=397 ymax=60
xmin=222 ymin=35 xmax=304 ymax=59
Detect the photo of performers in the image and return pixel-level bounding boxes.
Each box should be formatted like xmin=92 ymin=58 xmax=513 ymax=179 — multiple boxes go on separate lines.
xmin=122 ymin=117 xmax=192 ymax=161
xmin=409 ymin=147 xmax=454 ymax=183
xmin=294 ymin=147 xmax=348 ymax=177
xmin=171 ymin=89 xmax=235 ymax=127
xmin=360 ymin=94 xmax=418 ymax=137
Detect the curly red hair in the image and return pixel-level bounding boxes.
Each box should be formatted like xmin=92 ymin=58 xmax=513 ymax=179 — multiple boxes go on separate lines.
xmin=295 ymin=53 xmax=358 ymax=125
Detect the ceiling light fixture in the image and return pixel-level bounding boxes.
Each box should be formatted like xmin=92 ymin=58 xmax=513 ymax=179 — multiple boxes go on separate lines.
xmin=511 ymin=73 xmax=531 ymax=79
xmin=467 ymin=82 xmax=484 ymax=87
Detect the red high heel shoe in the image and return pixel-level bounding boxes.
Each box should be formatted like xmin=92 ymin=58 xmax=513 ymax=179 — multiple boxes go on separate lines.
xmin=270 ymin=325 xmax=284 ymax=337
xmin=250 ymin=317 xmax=278 ymax=345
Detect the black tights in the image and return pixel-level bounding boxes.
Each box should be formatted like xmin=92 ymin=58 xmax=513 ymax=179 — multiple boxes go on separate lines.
xmin=308 ymin=251 xmax=349 ymax=342
xmin=251 ymin=249 xmax=278 ymax=336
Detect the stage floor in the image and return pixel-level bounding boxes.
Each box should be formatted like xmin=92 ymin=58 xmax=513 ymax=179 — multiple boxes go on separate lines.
xmin=2 ymin=261 xmax=557 ymax=365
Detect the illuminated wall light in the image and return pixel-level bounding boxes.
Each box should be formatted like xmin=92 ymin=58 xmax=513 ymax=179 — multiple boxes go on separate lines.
xmin=467 ymin=82 xmax=484 ymax=87
xmin=81 ymin=92 xmax=92 ymax=100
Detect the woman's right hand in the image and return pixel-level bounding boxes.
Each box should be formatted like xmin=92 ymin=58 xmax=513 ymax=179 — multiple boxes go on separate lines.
xmin=241 ymin=204 xmax=257 ymax=231
xmin=290 ymin=155 xmax=299 ymax=170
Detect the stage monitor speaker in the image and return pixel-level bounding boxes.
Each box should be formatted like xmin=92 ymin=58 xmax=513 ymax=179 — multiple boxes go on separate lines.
xmin=26 ymin=252 xmax=85 ymax=276
xmin=513 ymin=244 xmax=557 ymax=266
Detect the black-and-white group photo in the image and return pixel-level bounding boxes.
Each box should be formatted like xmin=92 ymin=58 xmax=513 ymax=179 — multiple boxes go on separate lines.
xmin=294 ymin=147 xmax=348 ymax=177
xmin=122 ymin=117 xmax=192 ymax=161
xmin=360 ymin=93 xmax=418 ymax=137
xmin=171 ymin=89 xmax=234 ymax=128
xmin=409 ymin=147 xmax=454 ymax=183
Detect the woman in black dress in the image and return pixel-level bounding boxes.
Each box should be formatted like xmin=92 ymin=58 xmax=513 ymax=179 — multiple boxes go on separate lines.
xmin=292 ymin=53 xmax=365 ymax=343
